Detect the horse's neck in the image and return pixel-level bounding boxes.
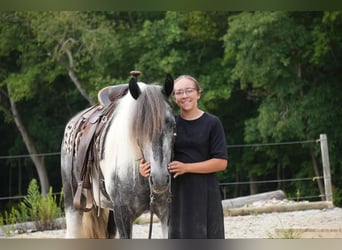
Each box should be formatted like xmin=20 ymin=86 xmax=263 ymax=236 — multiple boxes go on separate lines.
xmin=100 ymin=96 xmax=141 ymax=180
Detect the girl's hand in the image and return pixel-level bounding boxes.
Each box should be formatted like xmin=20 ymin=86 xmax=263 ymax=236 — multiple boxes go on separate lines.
xmin=139 ymin=159 xmax=151 ymax=178
xmin=168 ymin=161 xmax=187 ymax=178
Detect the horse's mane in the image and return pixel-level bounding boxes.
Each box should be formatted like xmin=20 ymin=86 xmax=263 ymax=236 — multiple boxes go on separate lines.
xmin=102 ymin=83 xmax=170 ymax=180
xmin=131 ymin=85 xmax=168 ymax=147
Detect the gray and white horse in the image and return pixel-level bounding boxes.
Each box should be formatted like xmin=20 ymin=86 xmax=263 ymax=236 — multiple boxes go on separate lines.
xmin=61 ymin=75 xmax=175 ymax=238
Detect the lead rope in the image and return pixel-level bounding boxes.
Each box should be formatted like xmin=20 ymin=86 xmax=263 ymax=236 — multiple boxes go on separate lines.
xmin=135 ymin=138 xmax=155 ymax=239
xmin=148 ymin=178 xmax=155 ymax=239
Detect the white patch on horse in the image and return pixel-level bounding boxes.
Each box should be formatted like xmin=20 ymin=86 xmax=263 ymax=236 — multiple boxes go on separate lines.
xmin=101 ymin=83 xmax=146 ymax=194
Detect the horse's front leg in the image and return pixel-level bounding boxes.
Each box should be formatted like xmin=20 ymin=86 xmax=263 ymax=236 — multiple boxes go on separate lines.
xmin=112 ymin=205 xmax=133 ymax=239
xmin=159 ymin=213 xmax=169 ymax=238
xmin=64 ymin=207 xmax=83 ymax=238
xmin=61 ymin=151 xmax=84 ymax=238
xmin=152 ymin=193 xmax=171 ymax=239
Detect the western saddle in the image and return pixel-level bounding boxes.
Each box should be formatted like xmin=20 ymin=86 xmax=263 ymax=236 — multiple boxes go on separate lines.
xmin=71 ymin=84 xmax=129 ymax=211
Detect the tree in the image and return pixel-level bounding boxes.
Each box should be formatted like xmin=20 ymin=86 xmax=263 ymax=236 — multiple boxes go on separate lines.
xmin=0 ymin=12 xmax=53 ymax=195
xmin=222 ymin=11 xmax=342 ymax=202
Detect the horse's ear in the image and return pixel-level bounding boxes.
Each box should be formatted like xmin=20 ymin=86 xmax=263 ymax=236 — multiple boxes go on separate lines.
xmin=162 ymin=74 xmax=174 ymax=97
xmin=129 ymin=77 xmax=141 ymax=100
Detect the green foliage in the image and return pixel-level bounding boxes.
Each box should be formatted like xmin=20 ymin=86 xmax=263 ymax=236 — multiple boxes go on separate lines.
xmin=221 ymin=11 xmax=342 ymax=205
xmin=0 ymin=179 xmax=63 ymax=236
xmin=24 ymin=179 xmax=63 ymax=230
xmin=269 ymin=228 xmax=301 ymax=239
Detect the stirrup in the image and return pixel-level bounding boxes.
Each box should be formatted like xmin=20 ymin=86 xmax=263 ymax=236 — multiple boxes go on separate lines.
xmin=73 ymin=181 xmax=94 ymax=212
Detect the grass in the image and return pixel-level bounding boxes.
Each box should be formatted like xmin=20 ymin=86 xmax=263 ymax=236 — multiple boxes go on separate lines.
xmin=268 ymin=228 xmax=302 ymax=239
xmin=266 ymin=213 xmax=302 ymax=239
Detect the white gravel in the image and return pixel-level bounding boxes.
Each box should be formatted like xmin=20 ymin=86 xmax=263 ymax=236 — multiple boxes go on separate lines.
xmin=138 ymin=206 xmax=342 ymax=239
xmin=225 ymin=207 xmax=342 ymax=238
xmin=3 ymin=202 xmax=342 ymax=239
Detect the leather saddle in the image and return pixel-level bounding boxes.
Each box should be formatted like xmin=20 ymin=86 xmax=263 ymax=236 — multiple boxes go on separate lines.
xmin=98 ymin=84 xmax=129 ymax=107
xmin=72 ymin=84 xmax=129 ymax=211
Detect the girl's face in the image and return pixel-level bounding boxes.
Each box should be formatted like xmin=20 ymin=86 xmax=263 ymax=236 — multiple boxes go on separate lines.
xmin=173 ymin=77 xmax=200 ymax=112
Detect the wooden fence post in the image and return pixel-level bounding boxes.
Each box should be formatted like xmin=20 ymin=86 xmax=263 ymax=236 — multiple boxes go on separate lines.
xmin=320 ymin=134 xmax=333 ymax=203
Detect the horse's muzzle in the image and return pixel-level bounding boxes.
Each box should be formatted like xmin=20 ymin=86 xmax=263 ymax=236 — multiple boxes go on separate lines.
xmin=148 ymin=174 xmax=171 ymax=194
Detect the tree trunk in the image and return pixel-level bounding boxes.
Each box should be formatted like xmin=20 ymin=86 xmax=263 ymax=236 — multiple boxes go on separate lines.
xmin=59 ymin=38 xmax=94 ymax=105
xmin=67 ymin=65 xmax=94 ymax=105
xmin=8 ymin=90 xmax=50 ymax=195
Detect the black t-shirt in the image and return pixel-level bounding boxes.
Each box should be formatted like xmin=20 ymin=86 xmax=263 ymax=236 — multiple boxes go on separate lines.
xmin=174 ymin=112 xmax=228 ymax=163
xmin=168 ymin=112 xmax=228 ymax=239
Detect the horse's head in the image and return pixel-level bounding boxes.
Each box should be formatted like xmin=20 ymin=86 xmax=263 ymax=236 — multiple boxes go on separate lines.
xmin=129 ymin=74 xmax=175 ymax=194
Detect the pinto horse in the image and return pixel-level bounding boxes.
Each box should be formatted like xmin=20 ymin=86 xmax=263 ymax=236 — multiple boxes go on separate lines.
xmin=61 ymin=74 xmax=175 ymax=238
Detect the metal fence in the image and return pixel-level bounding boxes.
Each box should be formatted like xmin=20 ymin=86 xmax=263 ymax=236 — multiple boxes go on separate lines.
xmin=0 ymin=134 xmax=332 ymax=205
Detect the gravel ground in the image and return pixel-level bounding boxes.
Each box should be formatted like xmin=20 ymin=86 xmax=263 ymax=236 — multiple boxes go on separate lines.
xmin=130 ymin=206 xmax=342 ymax=239
xmin=225 ymin=207 xmax=342 ymax=238
xmin=3 ymin=201 xmax=342 ymax=239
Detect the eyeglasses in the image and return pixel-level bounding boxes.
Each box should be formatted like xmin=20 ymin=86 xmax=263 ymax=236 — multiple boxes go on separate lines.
xmin=173 ymin=88 xmax=197 ymax=97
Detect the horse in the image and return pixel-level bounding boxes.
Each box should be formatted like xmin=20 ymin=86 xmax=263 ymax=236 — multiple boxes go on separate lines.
xmin=60 ymin=74 xmax=175 ymax=239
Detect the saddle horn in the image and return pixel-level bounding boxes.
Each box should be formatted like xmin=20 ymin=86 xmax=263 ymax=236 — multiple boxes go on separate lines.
xmin=130 ymin=70 xmax=141 ymax=81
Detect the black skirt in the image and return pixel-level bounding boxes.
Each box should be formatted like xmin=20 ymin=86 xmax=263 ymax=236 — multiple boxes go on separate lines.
xmin=168 ymin=173 xmax=225 ymax=239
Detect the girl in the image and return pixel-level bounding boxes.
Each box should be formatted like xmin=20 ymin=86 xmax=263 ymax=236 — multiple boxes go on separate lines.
xmin=140 ymin=75 xmax=228 ymax=239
